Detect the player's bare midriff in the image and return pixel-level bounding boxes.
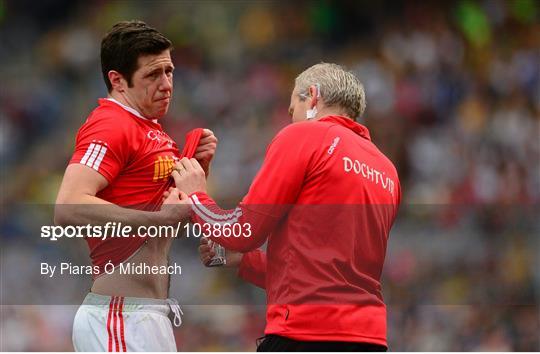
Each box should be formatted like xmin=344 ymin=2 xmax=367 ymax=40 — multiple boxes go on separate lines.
xmin=91 ymin=234 xmax=174 ymax=299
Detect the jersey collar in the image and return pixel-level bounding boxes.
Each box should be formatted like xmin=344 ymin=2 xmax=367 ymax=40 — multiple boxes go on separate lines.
xmin=104 ymin=98 xmax=159 ymax=124
xmin=319 ymin=115 xmax=371 ymax=141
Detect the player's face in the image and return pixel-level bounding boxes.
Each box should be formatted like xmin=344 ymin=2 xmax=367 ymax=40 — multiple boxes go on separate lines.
xmin=288 ymin=87 xmax=309 ymax=123
xmin=125 ymin=50 xmax=174 ymax=120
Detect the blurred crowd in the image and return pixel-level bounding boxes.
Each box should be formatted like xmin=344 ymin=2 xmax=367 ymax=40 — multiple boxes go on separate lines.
xmin=1 ymin=0 xmax=539 ymax=351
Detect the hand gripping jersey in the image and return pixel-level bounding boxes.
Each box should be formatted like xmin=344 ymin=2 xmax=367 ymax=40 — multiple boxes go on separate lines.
xmin=189 ymin=116 xmax=401 ymax=346
xmin=69 ymin=98 xmax=203 ymax=275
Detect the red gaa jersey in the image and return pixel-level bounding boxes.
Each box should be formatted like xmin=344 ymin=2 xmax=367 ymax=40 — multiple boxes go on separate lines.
xmin=69 ymin=98 xmax=183 ymax=274
xmin=189 ymin=115 xmax=401 ymax=346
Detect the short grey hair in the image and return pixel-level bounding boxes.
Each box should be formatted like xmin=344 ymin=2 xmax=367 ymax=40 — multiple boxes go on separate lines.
xmin=295 ymin=63 xmax=366 ymax=120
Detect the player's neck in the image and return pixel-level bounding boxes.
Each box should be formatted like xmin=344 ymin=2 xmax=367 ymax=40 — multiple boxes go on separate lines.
xmin=109 ymin=91 xmax=137 ymax=111
xmin=107 ymin=92 xmax=156 ymax=122
xmin=313 ymin=106 xmax=350 ymax=121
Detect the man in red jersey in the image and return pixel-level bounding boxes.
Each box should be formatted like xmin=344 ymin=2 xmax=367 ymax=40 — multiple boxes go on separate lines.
xmin=54 ymin=21 xmax=217 ymax=351
xmin=170 ymin=63 xmax=401 ymax=351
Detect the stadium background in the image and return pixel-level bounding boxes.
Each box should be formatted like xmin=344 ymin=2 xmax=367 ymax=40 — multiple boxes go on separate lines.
xmin=0 ymin=0 xmax=539 ymax=351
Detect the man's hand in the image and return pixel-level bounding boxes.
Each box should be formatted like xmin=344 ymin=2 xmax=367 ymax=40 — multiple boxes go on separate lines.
xmin=198 ymin=237 xmax=242 ymax=268
xmin=159 ymin=187 xmax=191 ymax=225
xmin=195 ymin=129 xmax=218 ymax=177
xmin=171 ymin=157 xmax=207 ymax=195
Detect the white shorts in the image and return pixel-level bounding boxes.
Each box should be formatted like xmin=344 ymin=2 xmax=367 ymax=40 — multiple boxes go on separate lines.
xmin=73 ymin=293 xmax=182 ymax=352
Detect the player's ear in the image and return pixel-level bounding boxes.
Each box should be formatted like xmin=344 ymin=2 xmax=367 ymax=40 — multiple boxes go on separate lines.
xmin=108 ymin=70 xmax=127 ymax=93
xmin=308 ymin=84 xmax=319 ymax=109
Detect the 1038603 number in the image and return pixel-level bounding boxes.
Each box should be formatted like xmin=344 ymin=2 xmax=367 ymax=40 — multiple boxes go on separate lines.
xmin=184 ymin=223 xmax=252 ymax=238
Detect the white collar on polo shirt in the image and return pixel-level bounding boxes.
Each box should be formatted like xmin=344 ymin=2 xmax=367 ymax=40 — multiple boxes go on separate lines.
xmin=106 ymin=98 xmax=158 ymax=124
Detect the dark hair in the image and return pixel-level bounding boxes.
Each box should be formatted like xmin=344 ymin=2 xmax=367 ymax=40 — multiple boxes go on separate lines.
xmin=101 ymin=20 xmax=172 ymax=92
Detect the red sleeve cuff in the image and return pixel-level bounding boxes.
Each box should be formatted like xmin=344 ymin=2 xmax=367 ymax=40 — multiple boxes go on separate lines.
xmin=237 ymin=250 xmax=266 ymax=289
xmin=69 ymin=161 xmax=115 ymax=184
xmin=189 ymin=191 xmax=219 ymax=224
xmin=189 ymin=191 xmax=211 ymax=202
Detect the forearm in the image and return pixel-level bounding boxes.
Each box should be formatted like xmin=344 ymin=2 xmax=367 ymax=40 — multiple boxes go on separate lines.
xmin=54 ymin=194 xmax=170 ymax=228
xmin=189 ymin=192 xmax=278 ymax=253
